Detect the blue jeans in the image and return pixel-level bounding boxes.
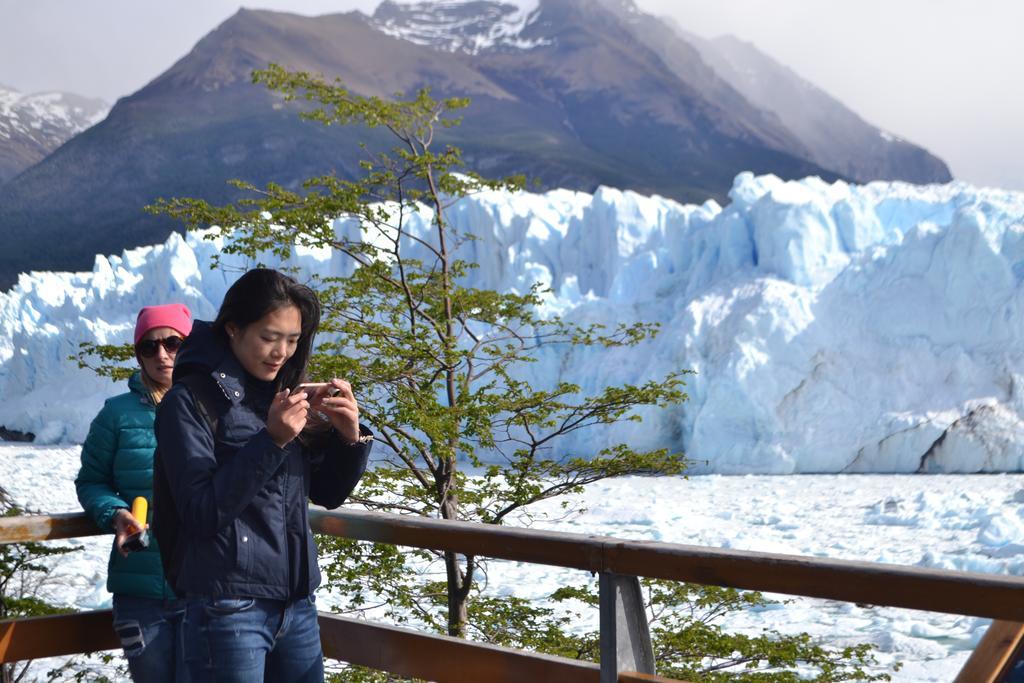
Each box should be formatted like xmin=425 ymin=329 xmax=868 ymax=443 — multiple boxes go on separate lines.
xmin=183 ymin=595 xmax=323 ymax=682
xmin=111 ymin=594 xmax=188 ymax=683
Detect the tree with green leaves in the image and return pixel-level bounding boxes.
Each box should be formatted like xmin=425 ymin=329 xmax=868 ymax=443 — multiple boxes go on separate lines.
xmin=149 ymin=62 xmax=689 ymax=641
xmin=133 ymin=63 xmax=891 ymax=681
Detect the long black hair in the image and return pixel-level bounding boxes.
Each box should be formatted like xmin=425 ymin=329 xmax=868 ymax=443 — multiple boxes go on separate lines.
xmin=212 ymin=268 xmax=321 ymax=390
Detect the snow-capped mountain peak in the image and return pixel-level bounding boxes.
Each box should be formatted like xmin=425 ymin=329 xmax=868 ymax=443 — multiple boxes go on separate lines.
xmin=0 ymin=86 xmax=107 ymax=146
xmin=370 ymin=0 xmax=549 ymax=53
xmin=0 ymin=85 xmax=108 ymax=183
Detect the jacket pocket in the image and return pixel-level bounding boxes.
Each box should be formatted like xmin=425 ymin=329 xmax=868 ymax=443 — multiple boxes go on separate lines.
xmin=191 ymin=520 xmax=238 ymax=580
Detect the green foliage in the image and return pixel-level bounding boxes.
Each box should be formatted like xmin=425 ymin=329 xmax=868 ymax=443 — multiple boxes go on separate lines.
xmin=642 ymin=580 xmax=891 ymax=682
xmin=69 ymin=342 xmax=136 ymax=382
xmin=547 ymin=579 xmax=892 ymax=682
xmin=147 ymin=63 xmax=889 ymax=682
xmin=466 ymin=593 xmax=598 ymax=661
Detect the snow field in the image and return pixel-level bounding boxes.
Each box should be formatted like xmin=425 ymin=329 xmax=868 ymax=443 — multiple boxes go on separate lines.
xmin=2 ymin=443 xmax=1022 ymax=681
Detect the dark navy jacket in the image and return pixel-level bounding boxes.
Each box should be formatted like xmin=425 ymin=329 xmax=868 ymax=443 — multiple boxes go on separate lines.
xmin=154 ymin=321 xmax=370 ymax=600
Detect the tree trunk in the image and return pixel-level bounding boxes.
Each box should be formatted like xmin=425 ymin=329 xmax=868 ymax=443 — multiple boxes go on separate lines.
xmin=440 ymin=489 xmax=471 ymax=637
xmin=444 ymin=549 xmax=469 ymax=637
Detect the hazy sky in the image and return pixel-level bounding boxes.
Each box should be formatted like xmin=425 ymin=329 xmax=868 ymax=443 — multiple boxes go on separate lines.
xmin=1 ymin=0 xmax=1021 ymax=191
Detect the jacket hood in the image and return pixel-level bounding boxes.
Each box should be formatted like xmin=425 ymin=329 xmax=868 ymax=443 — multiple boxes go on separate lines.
xmin=171 ymin=319 xmax=256 ymax=406
xmin=127 ymin=369 xmax=159 ymax=406
xmin=127 ymin=370 xmax=147 ymax=396
xmin=171 ymin=320 xmax=226 ymax=381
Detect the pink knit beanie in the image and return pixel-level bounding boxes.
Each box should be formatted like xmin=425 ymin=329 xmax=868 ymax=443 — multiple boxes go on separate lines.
xmin=134 ymin=303 xmax=193 ymax=345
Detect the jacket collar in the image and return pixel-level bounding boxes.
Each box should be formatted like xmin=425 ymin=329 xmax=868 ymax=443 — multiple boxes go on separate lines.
xmin=128 ymin=370 xmax=146 ymax=396
xmin=127 ymin=370 xmax=157 ymax=406
xmin=173 ymin=320 xmax=248 ymax=406
xmin=210 ymin=349 xmax=248 ymax=406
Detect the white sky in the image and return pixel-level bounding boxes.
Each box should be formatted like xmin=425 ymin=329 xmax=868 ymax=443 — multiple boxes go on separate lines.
xmin=1 ymin=0 xmax=1021 ymax=191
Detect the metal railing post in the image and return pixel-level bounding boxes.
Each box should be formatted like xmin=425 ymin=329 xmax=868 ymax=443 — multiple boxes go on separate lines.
xmin=600 ymin=571 xmax=657 ymax=682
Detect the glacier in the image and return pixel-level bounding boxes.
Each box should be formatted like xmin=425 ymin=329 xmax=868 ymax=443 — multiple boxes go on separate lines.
xmin=1 ymin=172 xmax=1023 ymax=473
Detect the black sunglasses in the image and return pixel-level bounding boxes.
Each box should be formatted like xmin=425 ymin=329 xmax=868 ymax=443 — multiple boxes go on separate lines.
xmin=136 ymin=336 xmax=184 ymax=358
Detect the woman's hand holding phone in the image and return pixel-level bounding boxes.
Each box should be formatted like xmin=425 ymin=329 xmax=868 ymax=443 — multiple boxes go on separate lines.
xmin=269 ymin=380 xmax=360 ymax=446
xmin=314 ymin=379 xmax=361 ymax=444
xmin=267 ymin=389 xmax=310 ymax=448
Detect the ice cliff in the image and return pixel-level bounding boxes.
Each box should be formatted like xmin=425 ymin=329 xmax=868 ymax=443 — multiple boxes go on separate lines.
xmin=2 ymin=172 xmax=1022 ymax=473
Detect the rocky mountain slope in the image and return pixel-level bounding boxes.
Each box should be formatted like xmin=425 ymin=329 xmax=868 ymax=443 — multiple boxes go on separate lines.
xmin=0 ymin=0 xmax=950 ymax=289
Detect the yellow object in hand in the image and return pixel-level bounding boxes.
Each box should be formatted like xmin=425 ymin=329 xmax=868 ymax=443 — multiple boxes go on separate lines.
xmin=131 ymin=496 xmax=148 ymax=525
xmin=122 ymin=497 xmax=151 ymax=553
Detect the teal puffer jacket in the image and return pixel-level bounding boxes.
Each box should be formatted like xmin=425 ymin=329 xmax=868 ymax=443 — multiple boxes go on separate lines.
xmin=76 ymin=372 xmax=173 ymax=599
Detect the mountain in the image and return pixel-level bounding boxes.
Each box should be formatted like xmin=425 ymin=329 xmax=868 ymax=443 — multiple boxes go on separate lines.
xmin=0 ymin=85 xmax=107 ymax=184
xmin=0 ymin=0 xmax=950 ymax=290
xmin=676 ymin=29 xmax=950 ymax=184
xmin=3 ymin=173 xmax=1022 ymax=475
xmin=371 ymin=0 xmax=547 ymax=52
xmin=374 ymin=0 xmax=951 ymax=186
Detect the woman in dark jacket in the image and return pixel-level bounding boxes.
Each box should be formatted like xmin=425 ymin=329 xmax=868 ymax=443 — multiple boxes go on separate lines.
xmin=155 ymin=269 xmax=371 ymax=683
xmin=76 ymin=303 xmax=193 ymax=682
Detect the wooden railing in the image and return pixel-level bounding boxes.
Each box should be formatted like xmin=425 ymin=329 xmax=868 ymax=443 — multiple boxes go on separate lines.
xmin=1 ymin=510 xmax=1023 ymax=682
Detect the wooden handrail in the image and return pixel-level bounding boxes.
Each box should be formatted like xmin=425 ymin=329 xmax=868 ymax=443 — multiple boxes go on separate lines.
xmin=0 ymin=610 xmax=685 ymax=682
xmin=2 ymin=509 xmax=1022 ymax=680
xmin=306 ymin=507 xmax=1024 ymax=621
xmin=4 ymin=509 xmax=1024 ymax=621
xmin=0 ymin=610 xmax=118 ymax=662
xmin=0 ymin=512 xmax=103 ymax=543
xmin=318 ymin=611 xmax=602 ymax=682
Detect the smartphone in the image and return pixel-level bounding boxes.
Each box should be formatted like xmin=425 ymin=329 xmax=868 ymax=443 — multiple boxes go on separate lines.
xmin=292 ymin=382 xmax=328 ymax=396
xmin=122 ymin=529 xmax=149 ymax=553
xmin=291 ymin=383 xmax=341 ymax=397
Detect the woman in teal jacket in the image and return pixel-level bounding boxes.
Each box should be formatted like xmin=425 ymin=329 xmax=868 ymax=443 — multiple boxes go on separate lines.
xmin=76 ymin=303 xmax=192 ymax=683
